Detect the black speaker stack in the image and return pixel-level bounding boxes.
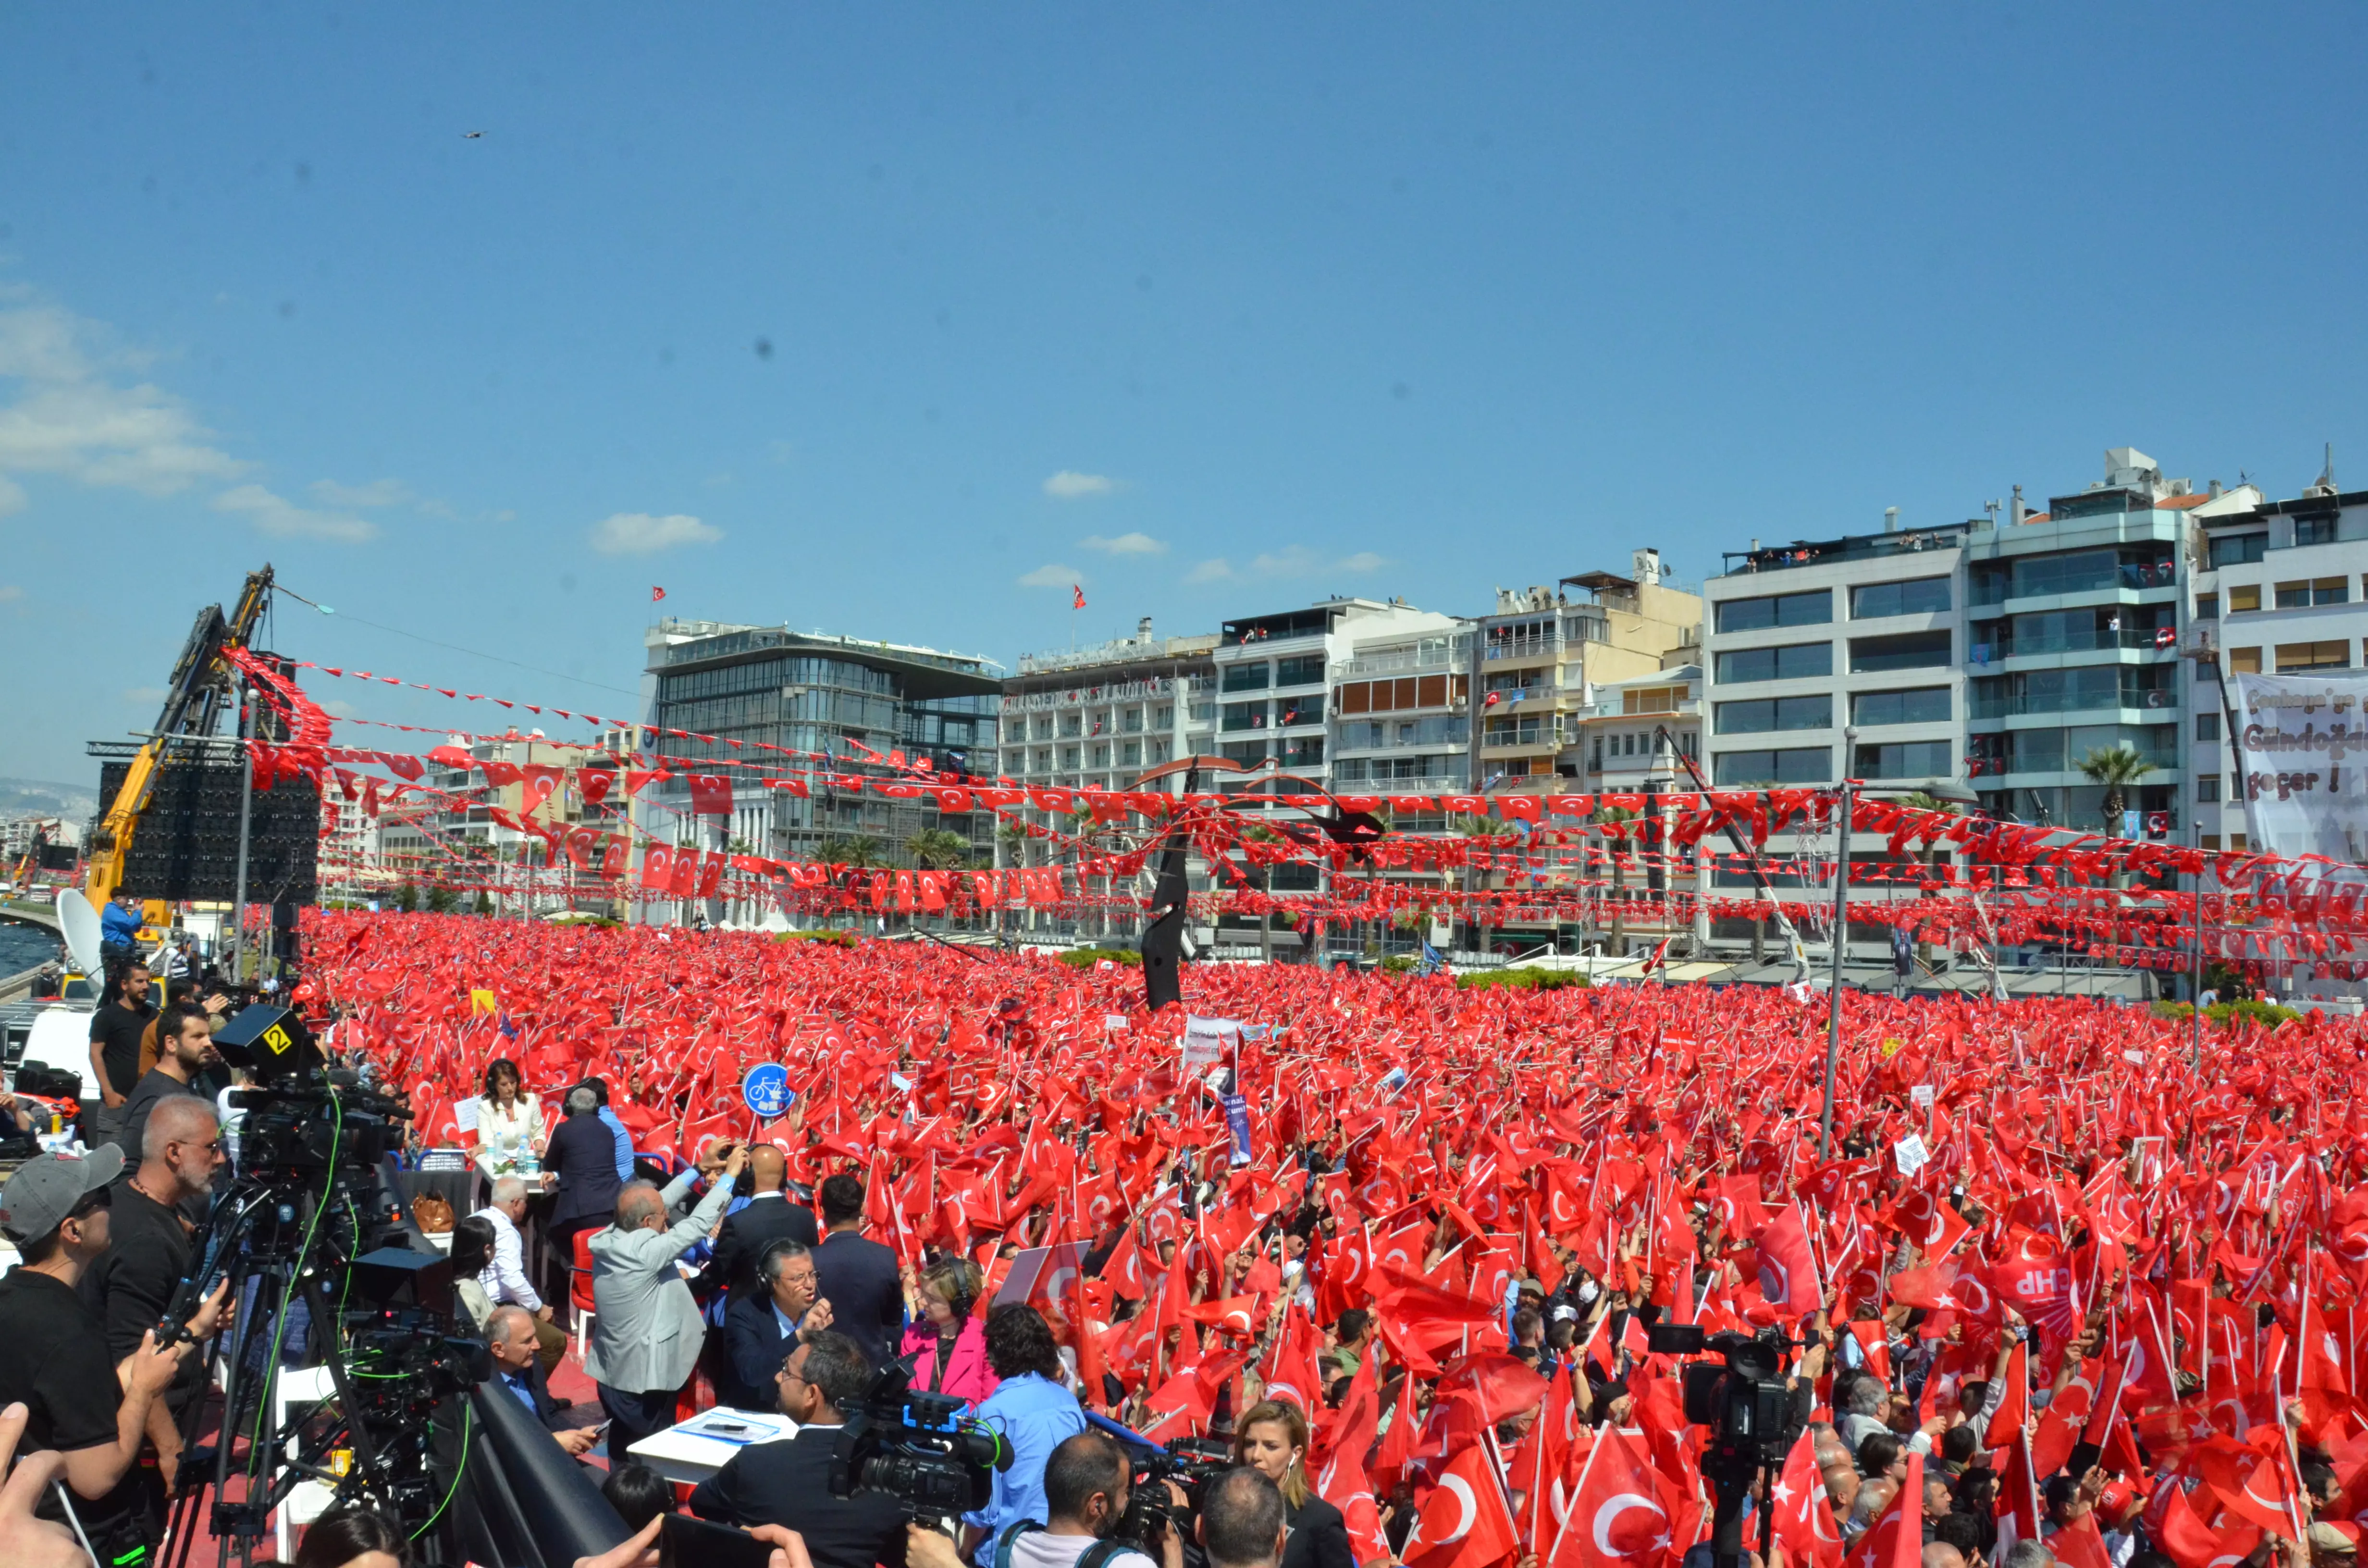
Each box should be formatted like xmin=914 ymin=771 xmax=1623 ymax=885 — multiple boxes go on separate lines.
xmin=97 ymin=759 xmax=320 ymax=904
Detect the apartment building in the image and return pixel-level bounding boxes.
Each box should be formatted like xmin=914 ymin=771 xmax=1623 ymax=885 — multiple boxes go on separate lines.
xmin=996 ymin=619 xmax=1218 ymax=790
xmin=1474 ymin=551 xmax=1702 ymax=791
xmin=1215 ymin=598 xmax=1462 ymax=790
xmin=2186 ymin=466 xmax=2357 ymax=850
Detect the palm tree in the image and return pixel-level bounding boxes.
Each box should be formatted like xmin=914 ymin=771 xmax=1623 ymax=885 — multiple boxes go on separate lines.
xmin=820 ymin=834 xmax=888 ymax=867
xmin=905 ymin=828 xmax=971 ymax=870
xmin=2076 ymin=744 xmax=2157 ymax=826
xmin=1899 ymin=791 xmax=1962 ymax=816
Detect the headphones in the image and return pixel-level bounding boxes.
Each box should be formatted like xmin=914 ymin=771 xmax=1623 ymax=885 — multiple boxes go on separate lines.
xmin=945 ymin=1262 xmax=976 ymax=1323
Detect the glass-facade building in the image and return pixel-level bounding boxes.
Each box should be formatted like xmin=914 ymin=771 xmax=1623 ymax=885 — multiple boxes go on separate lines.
xmin=644 ymin=623 xmax=1001 ymax=865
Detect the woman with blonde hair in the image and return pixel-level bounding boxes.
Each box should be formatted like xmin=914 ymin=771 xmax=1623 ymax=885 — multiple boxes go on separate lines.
xmin=1234 ymin=1398 xmax=1355 ymax=1568
xmin=897 ymin=1254 xmax=998 ymax=1406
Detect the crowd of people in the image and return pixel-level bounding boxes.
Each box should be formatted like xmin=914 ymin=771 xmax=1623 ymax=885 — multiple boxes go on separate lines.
xmin=5 ymin=904 xmax=2368 ymax=1568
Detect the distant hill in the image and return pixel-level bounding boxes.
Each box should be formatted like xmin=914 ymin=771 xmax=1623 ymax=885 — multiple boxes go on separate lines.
xmin=0 ymin=777 xmax=100 ymax=823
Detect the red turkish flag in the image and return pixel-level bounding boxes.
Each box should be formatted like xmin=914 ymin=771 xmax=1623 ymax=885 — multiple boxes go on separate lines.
xmin=638 ymin=843 xmax=675 ymax=891
xmin=689 ymin=772 xmax=734 ymax=817
xmin=1754 ymin=1203 xmax=1822 ymax=1313
xmin=1407 ymin=1440 xmax=1518 ymax=1568
xmin=1549 ymin=1426 xmax=1674 ymax=1568
xmin=1317 ymin=1360 xmax=1391 ymax=1565
xmin=1772 ymin=1424 xmax=1843 ymax=1568
xmin=652 ymin=586 xmax=666 ymax=601
xmin=1840 ymin=1452 xmax=1922 ymax=1568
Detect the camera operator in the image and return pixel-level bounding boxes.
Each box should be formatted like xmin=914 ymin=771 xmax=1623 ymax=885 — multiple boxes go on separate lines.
xmin=980 ymin=1432 xmax=1180 ymax=1568
xmin=80 ymin=1095 xmax=228 ymax=1504
xmin=1199 ymin=1469 xmax=1289 ymax=1568
xmin=688 ymin=1330 xmax=909 ymax=1568
xmin=0 ymin=1148 xmax=227 ymax=1567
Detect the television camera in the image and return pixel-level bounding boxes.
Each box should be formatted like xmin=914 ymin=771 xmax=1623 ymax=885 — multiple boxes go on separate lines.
xmin=830 ymin=1354 xmax=1014 ymax=1529
xmin=1647 ymin=1323 xmax=1808 ymax=1568
xmin=1105 ymin=1431 xmax=1232 ymax=1556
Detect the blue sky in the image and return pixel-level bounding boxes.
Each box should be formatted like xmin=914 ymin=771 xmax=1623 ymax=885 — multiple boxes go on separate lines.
xmin=4 ymin=4 xmax=2366 ymax=784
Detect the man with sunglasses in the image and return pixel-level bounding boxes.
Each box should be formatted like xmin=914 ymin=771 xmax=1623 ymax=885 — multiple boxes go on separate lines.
xmin=0 ymin=1146 xmax=227 ymax=1568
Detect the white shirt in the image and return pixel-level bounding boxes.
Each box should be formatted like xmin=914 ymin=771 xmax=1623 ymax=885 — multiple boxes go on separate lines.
xmin=1006 ymin=1529 xmax=1157 ymax=1568
xmin=473 ymin=1203 xmax=543 ymax=1313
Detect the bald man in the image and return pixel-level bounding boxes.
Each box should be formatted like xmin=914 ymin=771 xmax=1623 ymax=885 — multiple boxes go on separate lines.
xmin=698 ymin=1144 xmax=819 ymax=1308
xmin=588 ymin=1141 xmax=745 ymax=1451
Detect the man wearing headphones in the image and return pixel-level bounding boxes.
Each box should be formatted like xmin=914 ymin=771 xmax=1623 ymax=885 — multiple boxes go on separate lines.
xmin=720 ymin=1238 xmax=836 ymax=1411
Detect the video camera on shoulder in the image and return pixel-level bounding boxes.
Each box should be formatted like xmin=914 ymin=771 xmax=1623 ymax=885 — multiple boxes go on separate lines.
xmin=828 ymin=1354 xmax=1012 ymax=1526
xmin=1646 ymin=1323 xmax=1802 ymax=1479
xmin=1108 ymin=1432 xmax=1233 ymax=1555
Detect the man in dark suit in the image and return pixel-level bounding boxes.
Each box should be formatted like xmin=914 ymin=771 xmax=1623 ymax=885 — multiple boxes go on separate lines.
xmin=808 ymin=1173 xmax=904 ymax=1370
xmin=543 ymin=1087 xmax=624 ymax=1271
xmin=486 ymin=1305 xmax=599 ymax=1457
xmin=690 ymin=1331 xmax=907 ymax=1568
xmin=719 ymin=1239 xmax=835 ymax=1411
xmin=700 ymin=1145 xmax=818 ymax=1305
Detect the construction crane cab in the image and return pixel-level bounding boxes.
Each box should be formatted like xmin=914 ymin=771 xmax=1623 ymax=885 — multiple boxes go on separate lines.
xmin=83 ymin=565 xmax=275 ymax=910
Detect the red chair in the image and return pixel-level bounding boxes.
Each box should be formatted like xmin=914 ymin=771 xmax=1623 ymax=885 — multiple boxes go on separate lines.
xmin=569 ymin=1228 xmax=598 ymax=1362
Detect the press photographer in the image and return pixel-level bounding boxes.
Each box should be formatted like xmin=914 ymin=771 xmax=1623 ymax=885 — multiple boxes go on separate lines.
xmin=0 ymin=1148 xmax=229 ymax=1568
xmin=983 ymin=1432 xmax=1183 ymax=1568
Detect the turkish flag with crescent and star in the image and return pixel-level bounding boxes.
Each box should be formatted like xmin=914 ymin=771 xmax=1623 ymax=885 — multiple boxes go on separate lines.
xmin=1405 ymin=1439 xmax=1518 ymax=1568
xmin=1550 ymin=1425 xmax=1676 ymax=1568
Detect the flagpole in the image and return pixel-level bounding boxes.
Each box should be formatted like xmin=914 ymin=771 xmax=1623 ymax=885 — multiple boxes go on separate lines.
xmin=1820 ymin=731 xmax=1858 ymax=1163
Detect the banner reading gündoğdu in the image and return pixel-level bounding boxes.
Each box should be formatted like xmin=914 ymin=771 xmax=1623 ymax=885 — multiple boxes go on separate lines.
xmin=2232 ymin=671 xmax=2368 ymax=871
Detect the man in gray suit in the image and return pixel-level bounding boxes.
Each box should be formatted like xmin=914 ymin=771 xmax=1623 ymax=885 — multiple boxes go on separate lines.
xmin=588 ymin=1139 xmax=747 ymax=1451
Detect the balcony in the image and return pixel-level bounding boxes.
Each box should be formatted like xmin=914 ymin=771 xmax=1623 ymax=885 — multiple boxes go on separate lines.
xmin=1967 ymin=627 xmax=2179 ymax=663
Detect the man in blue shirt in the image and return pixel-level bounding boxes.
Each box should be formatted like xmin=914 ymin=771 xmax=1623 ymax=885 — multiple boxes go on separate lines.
xmin=962 ymin=1303 xmax=1088 ymax=1550
xmin=581 ymin=1077 xmax=635 ymax=1181
xmin=487 ymin=1305 xmax=600 ymax=1456
xmin=99 ymin=894 xmax=142 ymax=960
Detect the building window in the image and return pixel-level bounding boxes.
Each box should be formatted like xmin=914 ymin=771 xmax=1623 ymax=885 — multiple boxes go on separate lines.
xmin=2315 ymin=577 xmax=2350 ymax=605
xmin=1715 ymin=589 xmax=1832 ymax=634
xmin=1850 ymin=630 xmax=1951 ymax=673
xmin=1153 ymin=705 xmax=1173 ymax=728
xmin=2195 ymin=712 xmax=2219 ymax=742
xmin=2210 ymin=532 xmax=2267 ymax=567
xmin=1189 ymin=700 xmax=1214 ymax=722
xmin=1060 ymin=745 xmax=1081 ymax=769
xmin=1621 ymin=686 xmax=1685 ymax=714
xmin=1222 ymin=700 xmax=1269 ymax=732
xmin=1850 ymin=686 xmax=1952 ymax=726
xmin=2197 ymin=774 xmax=2220 ymax=802
xmin=1220 ymin=739 xmax=1267 ymax=766
xmin=2225 ymin=647 xmax=2261 ymax=675
xmin=1713 ymin=642 xmax=1832 ymax=685
xmin=1120 ymin=740 xmax=1142 ymax=767
xmin=1091 ymin=742 xmax=1111 ymax=768
xmin=1712 ymin=747 xmax=1830 ymax=786
xmin=2227 ymin=585 xmax=2261 ymax=613
xmin=1854 ymin=740 xmax=1954 ymax=780
xmin=1060 ymin=713 xmax=1083 ymax=737
xmin=1122 ymin=707 xmax=1145 ymax=733
xmin=1849 ymin=576 xmax=1952 ymax=619
xmin=1275 ymin=654 xmax=1326 ymax=686
xmin=2275 ymin=581 xmax=2311 ymax=610
xmin=2295 ymin=515 xmax=2339 ymax=546
xmin=1032 ymin=715 xmax=1054 ymax=740
xmin=1334 ymin=758 xmax=1368 ymax=782
xmin=1032 ymin=748 xmax=1051 ymax=772
xmin=1714 ymin=695 xmax=1832 ymax=734
xmin=2195 ymin=594 xmax=2218 ymax=621
xmin=1146 ymin=737 xmax=1170 ymax=764
xmin=2275 ymin=641 xmax=2351 ymax=672
xmin=1275 ymin=694 xmax=1324 ymax=728
xmin=1281 ymin=736 xmax=1324 ymax=768
xmin=1221 ymin=662 xmax=1271 ymax=693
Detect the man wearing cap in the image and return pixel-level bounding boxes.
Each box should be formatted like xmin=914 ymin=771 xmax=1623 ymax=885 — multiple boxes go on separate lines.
xmin=0 ymin=1148 xmax=228 ymax=1567
xmin=2311 ymin=1521 xmax=2359 ymax=1567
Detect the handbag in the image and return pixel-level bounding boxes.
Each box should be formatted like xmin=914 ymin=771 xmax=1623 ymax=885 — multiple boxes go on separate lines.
xmin=412 ymin=1191 xmax=456 ymax=1233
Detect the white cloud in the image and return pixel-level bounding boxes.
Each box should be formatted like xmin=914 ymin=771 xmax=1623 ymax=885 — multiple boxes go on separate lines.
xmin=0 ymin=292 xmax=248 ymax=504
xmin=1081 ymin=532 xmax=1166 ymax=556
xmin=1185 ymin=546 xmax=1389 ymax=586
xmin=212 ymin=483 xmax=378 ymax=542
xmin=0 ymin=585 xmax=23 ymax=602
xmin=1043 ymin=470 xmax=1115 ymax=500
xmin=589 ymin=511 xmax=722 ymax=555
xmin=321 ymin=698 xmax=359 ymax=719
xmin=1017 ymin=563 xmax=1082 ymax=588
xmin=309 ymin=477 xmax=409 ymax=507
xmin=123 ymin=686 xmax=168 ymax=705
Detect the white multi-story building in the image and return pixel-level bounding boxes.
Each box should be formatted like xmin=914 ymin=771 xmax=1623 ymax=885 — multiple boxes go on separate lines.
xmin=1216 ymin=598 xmax=1462 ymax=790
xmin=995 ymin=620 xmax=1218 ymax=791
xmin=2186 ymin=466 xmax=2353 ymax=851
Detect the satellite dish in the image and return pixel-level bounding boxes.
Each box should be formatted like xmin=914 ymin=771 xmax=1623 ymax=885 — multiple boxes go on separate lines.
xmin=56 ymin=889 xmax=104 ymax=976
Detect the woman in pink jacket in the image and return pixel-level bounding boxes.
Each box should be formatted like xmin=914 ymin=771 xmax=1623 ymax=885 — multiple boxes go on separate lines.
xmin=897 ymin=1257 xmax=997 ymax=1407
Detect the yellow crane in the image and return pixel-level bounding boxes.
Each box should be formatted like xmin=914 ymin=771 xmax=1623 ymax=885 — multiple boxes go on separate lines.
xmin=84 ymin=565 xmax=276 ymax=908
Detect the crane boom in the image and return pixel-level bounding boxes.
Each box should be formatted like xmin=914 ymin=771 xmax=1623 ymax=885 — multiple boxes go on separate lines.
xmin=85 ymin=565 xmax=276 ymax=907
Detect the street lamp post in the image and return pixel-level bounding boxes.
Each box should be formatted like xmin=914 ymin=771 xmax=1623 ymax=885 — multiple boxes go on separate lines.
xmin=1819 ymin=726 xmax=1859 ymax=1162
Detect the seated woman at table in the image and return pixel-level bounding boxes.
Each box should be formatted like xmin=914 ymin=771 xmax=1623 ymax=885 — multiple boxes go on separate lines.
xmin=449 ymin=1215 xmax=497 ymax=1332
xmin=472 ymin=1057 xmax=544 ymax=1179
